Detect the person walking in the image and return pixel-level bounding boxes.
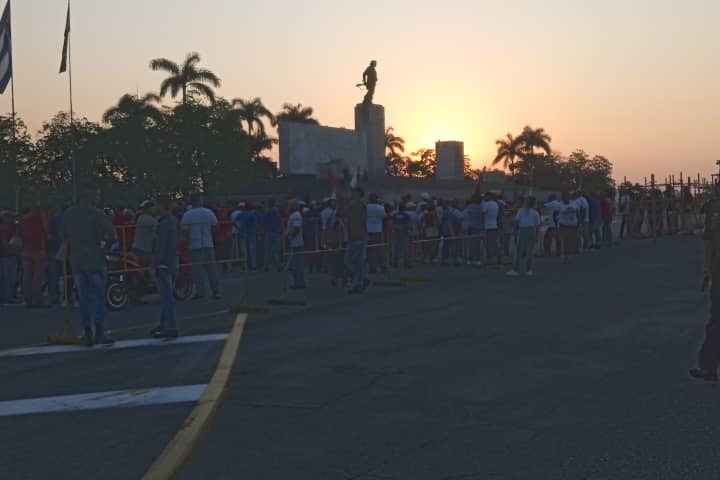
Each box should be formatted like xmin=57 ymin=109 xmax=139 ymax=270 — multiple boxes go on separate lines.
xmin=150 ymin=196 xmax=180 ymax=339
xmin=62 ymin=182 xmax=117 ymax=346
xmin=343 ymin=187 xmax=370 ymax=294
xmin=181 ymin=193 xmax=221 ymax=300
xmin=507 ymin=196 xmax=541 ymax=276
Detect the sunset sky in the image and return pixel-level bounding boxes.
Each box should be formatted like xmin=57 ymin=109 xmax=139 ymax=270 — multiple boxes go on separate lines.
xmin=1 ymin=0 xmax=719 ymax=182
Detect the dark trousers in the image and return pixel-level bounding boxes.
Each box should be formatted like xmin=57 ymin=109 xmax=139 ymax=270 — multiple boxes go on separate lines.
xmin=22 ymin=252 xmax=47 ymax=306
xmin=364 ymin=83 xmax=376 ymax=103
xmin=700 ymin=274 xmax=720 ymax=371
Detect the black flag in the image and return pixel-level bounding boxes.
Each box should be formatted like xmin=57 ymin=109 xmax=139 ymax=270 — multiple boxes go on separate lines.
xmin=59 ymin=2 xmax=70 ymax=74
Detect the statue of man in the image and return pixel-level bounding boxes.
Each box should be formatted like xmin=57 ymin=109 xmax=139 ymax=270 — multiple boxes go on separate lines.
xmin=362 ymin=60 xmax=378 ymax=104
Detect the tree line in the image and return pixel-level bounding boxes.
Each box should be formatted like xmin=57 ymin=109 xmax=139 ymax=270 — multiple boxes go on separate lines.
xmin=0 ymin=50 xmax=616 ymax=207
xmin=385 ymin=125 xmax=615 ymax=193
xmin=0 ymin=52 xmax=320 ymax=206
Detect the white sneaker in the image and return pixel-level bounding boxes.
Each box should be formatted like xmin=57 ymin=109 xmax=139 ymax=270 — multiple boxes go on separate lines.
xmin=506 ymin=270 xmax=519 ymax=277
xmin=526 ymin=270 xmax=534 ymax=276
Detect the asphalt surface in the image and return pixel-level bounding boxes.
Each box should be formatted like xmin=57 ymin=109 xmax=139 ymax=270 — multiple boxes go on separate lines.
xmin=1 ymin=235 xmax=715 ymax=479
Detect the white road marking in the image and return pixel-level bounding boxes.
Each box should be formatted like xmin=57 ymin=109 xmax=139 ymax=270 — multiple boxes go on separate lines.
xmin=0 ymin=384 xmax=207 ymax=417
xmin=0 ymin=334 xmax=228 ymax=358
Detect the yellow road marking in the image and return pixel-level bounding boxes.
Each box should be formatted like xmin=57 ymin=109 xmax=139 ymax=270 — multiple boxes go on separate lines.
xmin=142 ymin=313 xmax=248 ymax=480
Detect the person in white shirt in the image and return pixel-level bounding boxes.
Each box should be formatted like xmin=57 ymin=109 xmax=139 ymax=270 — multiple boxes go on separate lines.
xmin=543 ymin=194 xmax=563 ymax=256
xmin=366 ymin=194 xmax=387 ymax=273
xmin=507 ymin=196 xmax=541 ymax=276
xmin=131 ymin=200 xmax=158 ymax=266
xmin=482 ymin=192 xmax=501 ymax=265
xmin=287 ymin=202 xmax=306 ymax=289
xmin=181 ymin=193 xmax=221 ymax=300
xmin=619 ymin=189 xmax=631 ymax=240
xmin=557 ymin=191 xmax=579 ymax=263
xmin=573 ymin=191 xmax=591 ymax=251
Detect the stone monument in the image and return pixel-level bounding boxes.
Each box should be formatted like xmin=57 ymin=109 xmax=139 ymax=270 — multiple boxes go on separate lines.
xmin=354 ymin=103 xmax=386 ymax=177
xmin=435 ymin=141 xmax=464 ymax=180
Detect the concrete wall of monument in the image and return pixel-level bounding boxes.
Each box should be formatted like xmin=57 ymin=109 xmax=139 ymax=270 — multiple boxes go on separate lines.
xmin=278 ymin=121 xmax=368 ymax=176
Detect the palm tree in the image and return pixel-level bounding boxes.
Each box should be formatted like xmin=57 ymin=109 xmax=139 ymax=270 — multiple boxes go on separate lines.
xmin=493 ymin=133 xmax=521 ymax=174
xmin=273 ymin=103 xmax=319 ymax=126
xmin=385 ymin=127 xmax=405 ymax=158
xmin=102 ymin=93 xmax=163 ymax=126
xmin=516 ymin=126 xmax=552 ymax=193
xmin=385 ymin=127 xmax=406 ymax=176
xmin=149 ymin=52 xmax=221 ymax=104
xmin=517 ymin=126 xmax=552 ymax=157
xmin=231 ymin=97 xmax=275 ymax=136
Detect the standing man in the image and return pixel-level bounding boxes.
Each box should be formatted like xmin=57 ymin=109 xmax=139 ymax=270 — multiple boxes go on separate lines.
xmin=181 ymin=193 xmax=221 ymax=300
xmin=362 ymin=60 xmax=378 ymax=104
xmin=366 ymin=193 xmax=387 ymax=274
xmin=599 ymin=191 xmax=613 ymax=247
xmin=47 ymin=205 xmax=67 ymax=305
xmin=482 ymin=192 xmax=501 ymax=266
xmin=263 ymin=199 xmax=283 ymax=273
xmin=286 ymin=202 xmax=306 ymax=289
xmin=619 ymin=189 xmax=631 ymax=240
xmin=131 ymin=200 xmax=158 ymax=268
xmin=239 ymin=202 xmax=259 ymax=272
xmin=574 ymin=191 xmax=590 ymax=251
xmin=151 ymin=196 xmax=180 ymax=339
xmin=344 ymin=187 xmax=370 ymax=294
xmin=691 ymin=187 xmax=720 ymax=381
xmin=62 ymin=182 xmax=117 ymax=346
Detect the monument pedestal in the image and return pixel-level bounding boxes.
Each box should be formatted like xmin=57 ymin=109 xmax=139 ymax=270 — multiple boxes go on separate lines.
xmin=355 ymin=103 xmax=386 ymax=177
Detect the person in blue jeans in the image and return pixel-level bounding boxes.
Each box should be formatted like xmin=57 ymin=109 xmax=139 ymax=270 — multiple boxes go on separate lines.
xmin=343 ymin=187 xmax=369 ymax=294
xmin=263 ymin=199 xmax=283 ymax=272
xmin=238 ymin=203 xmax=259 ymax=271
xmin=150 ymin=196 xmax=180 ymax=339
xmin=46 ymin=208 xmax=66 ymax=305
xmin=62 ymin=182 xmax=117 ymax=347
xmin=588 ymin=192 xmax=602 ymax=249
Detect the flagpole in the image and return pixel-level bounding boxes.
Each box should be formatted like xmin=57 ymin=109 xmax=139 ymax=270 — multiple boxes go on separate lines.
xmin=8 ymin=0 xmax=18 ymax=211
xmin=67 ymin=0 xmax=76 ymax=204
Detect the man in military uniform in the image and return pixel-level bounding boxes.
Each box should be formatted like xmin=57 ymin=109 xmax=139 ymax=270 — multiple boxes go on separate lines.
xmin=362 ymin=60 xmax=378 ymax=104
xmin=691 ymin=185 xmax=720 ymax=381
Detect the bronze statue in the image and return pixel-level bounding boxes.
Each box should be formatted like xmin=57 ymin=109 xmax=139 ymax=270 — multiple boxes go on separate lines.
xmin=360 ymin=60 xmax=377 ymax=104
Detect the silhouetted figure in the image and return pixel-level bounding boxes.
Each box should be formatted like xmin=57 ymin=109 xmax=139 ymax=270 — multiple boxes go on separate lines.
xmin=692 ymin=185 xmax=720 ymax=381
xmin=362 ymin=60 xmax=378 ymax=104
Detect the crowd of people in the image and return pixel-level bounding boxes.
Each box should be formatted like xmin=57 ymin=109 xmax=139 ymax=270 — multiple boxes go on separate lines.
xmin=0 ymin=180 xmax=705 ymax=344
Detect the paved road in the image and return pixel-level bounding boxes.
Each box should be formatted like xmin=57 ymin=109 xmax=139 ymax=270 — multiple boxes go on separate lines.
xmin=183 ymin=236 xmax=715 ymax=479
xmin=1 ymin=236 xmax=715 ymax=479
